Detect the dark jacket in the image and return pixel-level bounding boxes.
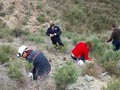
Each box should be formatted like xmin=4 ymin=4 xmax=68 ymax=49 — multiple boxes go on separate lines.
xmin=26 ymin=50 xmax=51 ymax=80
xmin=107 ymin=28 xmax=120 ymax=42
xmin=46 ymin=26 xmax=62 ymax=37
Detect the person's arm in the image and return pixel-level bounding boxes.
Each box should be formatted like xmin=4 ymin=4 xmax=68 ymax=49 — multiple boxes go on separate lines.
xmin=107 ymin=32 xmax=114 ymax=42
xmin=84 ymin=49 xmax=92 ymax=61
xmin=32 ymin=62 xmax=39 ymax=80
xmin=46 ymin=28 xmax=50 ymax=36
xmin=55 ymin=26 xmax=62 ymax=35
xmin=46 ymin=28 xmax=54 ymax=37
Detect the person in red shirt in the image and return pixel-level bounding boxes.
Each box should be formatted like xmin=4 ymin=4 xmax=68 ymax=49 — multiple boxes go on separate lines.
xmin=71 ymin=41 xmax=94 ymax=63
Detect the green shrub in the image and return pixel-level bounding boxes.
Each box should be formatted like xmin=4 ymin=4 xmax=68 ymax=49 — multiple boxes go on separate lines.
xmin=63 ymin=32 xmax=73 ymax=39
xmin=22 ymin=16 xmax=29 ymax=25
xmin=11 ymin=28 xmax=29 ymax=37
xmin=6 ymin=35 xmax=14 ymax=42
xmin=101 ymin=50 xmax=120 ymax=76
xmin=27 ymin=34 xmax=44 ymax=43
xmin=65 ymin=5 xmax=86 ymax=26
xmin=0 ymin=45 xmax=16 ymax=64
xmin=8 ymin=60 xmax=23 ymax=80
xmin=61 ymin=0 xmax=120 ymax=33
xmin=25 ymin=61 xmax=33 ymax=72
xmin=102 ymin=50 xmax=120 ymax=63
xmin=102 ymin=61 xmax=116 ymax=75
xmin=0 ymin=28 xmax=13 ymax=39
xmin=37 ymin=3 xmax=43 ymax=9
xmin=72 ymin=36 xmax=81 ymax=45
xmin=73 ymin=35 xmax=87 ymax=45
xmin=56 ymin=40 xmax=68 ymax=53
xmin=39 ymin=29 xmax=46 ymax=36
xmin=53 ymin=62 xmax=79 ymax=90
xmin=37 ymin=15 xmax=46 ymax=23
xmin=88 ymin=36 xmax=106 ymax=60
xmin=0 ymin=28 xmax=14 ymax=42
xmin=103 ymin=79 xmax=120 ymax=90
xmin=0 ymin=12 xmax=6 ymax=17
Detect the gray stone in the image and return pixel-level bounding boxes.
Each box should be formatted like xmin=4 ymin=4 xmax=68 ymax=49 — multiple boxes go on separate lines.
xmin=84 ymin=75 xmax=94 ymax=82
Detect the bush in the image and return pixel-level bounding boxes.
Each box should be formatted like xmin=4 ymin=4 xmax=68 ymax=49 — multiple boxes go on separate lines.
xmin=8 ymin=60 xmax=23 ymax=80
xmin=101 ymin=50 xmax=120 ymax=77
xmin=64 ymin=5 xmax=86 ymax=26
xmin=0 ymin=28 xmax=13 ymax=39
xmin=72 ymin=36 xmax=81 ymax=45
xmin=25 ymin=61 xmax=33 ymax=72
xmin=61 ymin=0 xmax=120 ymax=33
xmin=102 ymin=50 xmax=120 ymax=63
xmin=103 ymin=61 xmax=116 ymax=75
xmin=11 ymin=28 xmax=29 ymax=37
xmin=81 ymin=63 xmax=104 ymax=78
xmin=56 ymin=40 xmax=68 ymax=53
xmin=103 ymin=79 xmax=120 ymax=90
xmin=88 ymin=36 xmax=106 ymax=60
xmin=0 ymin=12 xmax=6 ymax=17
xmin=0 ymin=45 xmax=16 ymax=64
xmin=37 ymin=15 xmax=46 ymax=23
xmin=63 ymin=31 xmax=73 ymax=39
xmin=53 ymin=62 xmax=79 ymax=90
xmin=27 ymin=34 xmax=44 ymax=43
xmin=73 ymin=35 xmax=87 ymax=45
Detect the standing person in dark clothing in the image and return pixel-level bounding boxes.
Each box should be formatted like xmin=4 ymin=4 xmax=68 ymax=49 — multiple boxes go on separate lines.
xmin=106 ymin=24 xmax=120 ymax=51
xmin=46 ymin=22 xmax=64 ymax=48
xmin=17 ymin=45 xmax=51 ymax=80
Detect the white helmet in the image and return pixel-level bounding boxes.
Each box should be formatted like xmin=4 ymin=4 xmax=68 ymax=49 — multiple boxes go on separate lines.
xmin=17 ymin=45 xmax=28 ymax=57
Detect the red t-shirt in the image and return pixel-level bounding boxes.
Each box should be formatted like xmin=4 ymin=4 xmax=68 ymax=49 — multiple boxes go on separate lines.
xmin=71 ymin=42 xmax=91 ymax=61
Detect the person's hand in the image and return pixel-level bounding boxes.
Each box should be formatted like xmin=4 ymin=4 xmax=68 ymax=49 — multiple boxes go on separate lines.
xmin=54 ymin=33 xmax=57 ymax=36
xmin=50 ymin=34 xmax=54 ymax=37
xmin=105 ymin=40 xmax=108 ymax=42
xmin=28 ymin=72 xmax=33 ymax=79
xmin=85 ymin=58 xmax=94 ymax=63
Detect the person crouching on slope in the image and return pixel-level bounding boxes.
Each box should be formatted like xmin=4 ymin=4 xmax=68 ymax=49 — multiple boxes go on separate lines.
xmin=71 ymin=41 xmax=94 ymax=65
xmin=17 ymin=45 xmax=51 ymax=80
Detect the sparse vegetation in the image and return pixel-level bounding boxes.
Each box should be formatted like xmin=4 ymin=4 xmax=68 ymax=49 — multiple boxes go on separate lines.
xmin=8 ymin=60 xmax=23 ymax=80
xmin=11 ymin=28 xmax=29 ymax=37
xmin=53 ymin=62 xmax=79 ymax=90
xmin=81 ymin=63 xmax=104 ymax=78
xmin=37 ymin=15 xmax=46 ymax=23
xmin=0 ymin=45 xmax=16 ymax=64
xmin=25 ymin=62 xmax=33 ymax=72
xmin=27 ymin=34 xmax=44 ymax=43
xmin=101 ymin=50 xmax=120 ymax=77
xmin=103 ymin=79 xmax=120 ymax=90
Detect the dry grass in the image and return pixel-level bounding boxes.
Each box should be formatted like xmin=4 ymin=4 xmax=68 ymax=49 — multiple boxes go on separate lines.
xmin=81 ymin=63 xmax=104 ymax=79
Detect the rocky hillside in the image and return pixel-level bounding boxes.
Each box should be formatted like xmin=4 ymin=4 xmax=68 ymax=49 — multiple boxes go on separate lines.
xmin=0 ymin=0 xmax=120 ymax=90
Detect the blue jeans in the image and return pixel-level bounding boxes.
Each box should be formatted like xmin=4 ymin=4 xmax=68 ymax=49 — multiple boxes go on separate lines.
xmin=112 ymin=40 xmax=120 ymax=51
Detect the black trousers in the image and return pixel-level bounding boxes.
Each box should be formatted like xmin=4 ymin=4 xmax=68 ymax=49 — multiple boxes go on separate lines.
xmin=71 ymin=55 xmax=85 ymax=62
xmin=32 ymin=64 xmax=51 ymax=80
xmin=51 ymin=36 xmax=64 ymax=46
